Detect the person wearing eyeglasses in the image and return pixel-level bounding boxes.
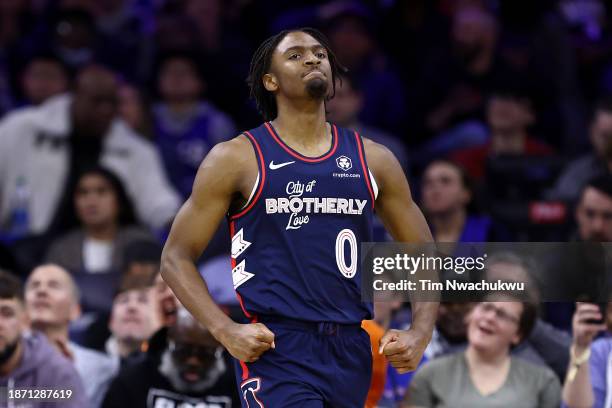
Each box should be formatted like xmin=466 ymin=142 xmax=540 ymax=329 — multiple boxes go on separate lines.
xmin=102 ymin=306 xmax=239 ymax=408
xmin=403 ymin=294 xmax=560 ymax=408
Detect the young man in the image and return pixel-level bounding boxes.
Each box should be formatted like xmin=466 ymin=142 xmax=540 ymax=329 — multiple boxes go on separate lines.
xmin=161 ymin=28 xmax=437 ymax=407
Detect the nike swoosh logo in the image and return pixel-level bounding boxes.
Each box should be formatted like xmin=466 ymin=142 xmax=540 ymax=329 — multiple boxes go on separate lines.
xmin=269 ymin=160 xmax=295 ymax=170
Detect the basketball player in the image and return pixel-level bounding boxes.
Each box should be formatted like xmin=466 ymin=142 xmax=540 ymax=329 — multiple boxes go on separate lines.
xmin=161 ymin=28 xmax=438 ymax=407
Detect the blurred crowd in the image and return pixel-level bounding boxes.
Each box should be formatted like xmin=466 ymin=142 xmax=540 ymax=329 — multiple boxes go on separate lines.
xmin=2 ymin=0 xmax=612 ymax=407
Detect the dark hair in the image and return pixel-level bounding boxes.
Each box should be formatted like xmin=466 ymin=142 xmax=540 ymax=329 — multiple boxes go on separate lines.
xmin=582 ymin=174 xmax=612 ymax=201
xmin=0 ymin=269 xmax=24 ymax=302
xmin=424 ymin=159 xmax=478 ymax=213
xmin=483 ymin=290 xmax=538 ymax=343
xmin=593 ymin=95 xmax=612 ymax=117
xmin=247 ymin=28 xmax=346 ymax=121
xmin=62 ymin=166 xmax=137 ymax=230
xmin=121 ymin=240 xmax=162 ymax=273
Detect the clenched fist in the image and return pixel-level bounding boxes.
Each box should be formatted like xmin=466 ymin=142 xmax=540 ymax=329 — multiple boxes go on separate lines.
xmin=216 ymin=322 xmax=276 ymax=362
xmin=379 ymin=328 xmax=430 ymax=374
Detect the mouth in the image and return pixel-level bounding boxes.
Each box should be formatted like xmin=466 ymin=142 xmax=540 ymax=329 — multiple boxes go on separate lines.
xmin=32 ymin=300 xmax=51 ymax=309
xmin=302 ymin=70 xmax=325 ymax=78
xmin=478 ymin=325 xmax=495 ymax=336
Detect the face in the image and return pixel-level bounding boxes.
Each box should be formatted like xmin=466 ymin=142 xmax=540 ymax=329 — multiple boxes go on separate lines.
xmin=326 ymin=78 xmax=362 ymax=126
xmin=487 ymin=97 xmax=533 ymax=141
xmin=154 ymin=273 xmax=178 ymax=327
xmin=118 ymin=85 xmax=144 ymax=131
xmin=22 ymin=60 xmax=68 ymax=105
xmin=109 ymin=288 xmax=158 ymax=342
xmin=422 ymin=162 xmax=470 ymax=215
xmin=158 ymin=58 xmax=202 ymax=103
xmin=467 ymin=301 xmax=523 ymax=353
xmin=75 ymin=174 xmax=119 ymax=229
xmin=452 ymin=8 xmax=496 ymax=64
xmin=265 ymin=31 xmax=332 ymax=101
xmin=0 ymin=298 xmax=26 ymax=362
xmin=328 ymin=16 xmax=373 ymax=67
xmin=72 ymin=71 xmax=118 ymax=137
xmin=170 ymin=323 xmax=220 ymax=384
xmin=576 ymin=187 xmax=612 ymax=242
xmin=437 ymin=302 xmax=473 ymax=342
xmin=590 ymin=111 xmax=612 ymax=159
xmin=25 ymin=265 xmax=79 ymax=328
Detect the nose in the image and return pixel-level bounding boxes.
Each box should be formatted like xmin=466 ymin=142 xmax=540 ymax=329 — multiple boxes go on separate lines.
xmin=305 ymin=51 xmax=321 ymax=66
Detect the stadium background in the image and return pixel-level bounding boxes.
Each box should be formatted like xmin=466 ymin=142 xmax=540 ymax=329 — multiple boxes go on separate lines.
xmin=1 ymin=0 xmax=612 ymax=407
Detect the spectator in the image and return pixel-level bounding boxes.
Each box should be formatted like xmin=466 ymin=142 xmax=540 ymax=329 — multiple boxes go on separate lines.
xmin=106 ymin=273 xmax=161 ymax=366
xmin=412 ymin=5 xmax=517 ymax=139
xmin=153 ymin=51 xmax=235 ymax=199
xmin=0 ymin=65 xmax=180 ymax=235
xmin=421 ymin=159 xmax=510 ymax=242
xmin=0 ymin=269 xmax=87 ymax=407
xmin=25 ymin=264 xmax=119 ymax=408
xmin=326 ymin=73 xmax=409 ymax=172
xmin=405 ymin=294 xmax=560 ymax=408
xmin=574 ymin=175 xmax=612 ymax=242
xmin=562 ymin=302 xmax=610 ymax=408
xmin=102 ymin=306 xmax=239 ymax=408
xmin=19 ymin=53 xmax=69 ymax=106
xmin=46 ymin=167 xmax=156 ymax=274
xmin=550 ymin=98 xmax=612 ymax=202
xmin=451 ymin=87 xmax=553 ymax=181
xmin=118 ymin=82 xmax=154 ymax=139
xmin=324 ymin=6 xmax=407 ymax=133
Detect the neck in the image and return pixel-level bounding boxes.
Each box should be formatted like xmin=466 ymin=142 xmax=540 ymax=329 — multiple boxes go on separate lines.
xmin=166 ymin=100 xmax=198 ymax=116
xmin=491 ymin=131 xmax=527 ymax=155
xmin=465 ymin=344 xmax=509 ymax=366
xmin=0 ymin=341 xmax=23 ymax=377
xmin=272 ymin=97 xmax=328 ymax=146
xmin=468 ymin=49 xmax=493 ymax=75
xmin=85 ymin=223 xmax=118 ymax=240
xmin=31 ymin=322 xmax=69 ymax=347
xmin=431 ymin=209 xmax=466 ymax=241
xmin=116 ymin=337 xmax=143 ymax=358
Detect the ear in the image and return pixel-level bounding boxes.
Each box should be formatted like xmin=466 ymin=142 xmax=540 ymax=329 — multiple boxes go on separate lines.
xmin=263 ymin=73 xmax=278 ymax=92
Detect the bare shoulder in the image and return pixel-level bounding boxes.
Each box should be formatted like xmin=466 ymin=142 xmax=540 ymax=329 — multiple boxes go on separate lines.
xmin=362 ymin=137 xmax=402 ymax=186
xmin=191 ymin=134 xmax=258 ymax=203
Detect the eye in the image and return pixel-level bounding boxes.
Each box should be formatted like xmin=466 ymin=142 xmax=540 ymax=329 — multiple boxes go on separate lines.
xmin=316 ymin=51 xmax=327 ymax=58
xmin=289 ymin=53 xmax=300 ymax=60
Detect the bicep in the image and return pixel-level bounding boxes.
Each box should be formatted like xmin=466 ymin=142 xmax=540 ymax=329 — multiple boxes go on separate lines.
xmin=371 ymin=145 xmax=432 ymax=243
xmin=164 ymin=145 xmax=240 ymax=260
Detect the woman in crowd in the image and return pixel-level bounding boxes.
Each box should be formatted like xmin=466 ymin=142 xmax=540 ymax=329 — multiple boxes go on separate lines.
xmin=404 ymin=294 xmax=560 ymax=407
xmin=46 ymin=166 xmax=156 ymax=274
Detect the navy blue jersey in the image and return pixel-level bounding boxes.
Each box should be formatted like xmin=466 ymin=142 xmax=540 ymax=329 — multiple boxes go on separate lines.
xmin=227 ymin=122 xmax=376 ymax=324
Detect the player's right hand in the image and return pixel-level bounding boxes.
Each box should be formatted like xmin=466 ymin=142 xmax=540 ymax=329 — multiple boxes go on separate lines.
xmin=217 ymin=322 xmax=276 ymax=362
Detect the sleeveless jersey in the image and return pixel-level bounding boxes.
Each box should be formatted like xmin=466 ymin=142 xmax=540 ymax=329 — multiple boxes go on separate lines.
xmin=227 ymin=122 xmax=376 ymax=324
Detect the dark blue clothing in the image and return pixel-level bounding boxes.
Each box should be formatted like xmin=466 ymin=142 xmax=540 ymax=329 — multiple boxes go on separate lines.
xmin=228 ymin=122 xmax=375 ymax=324
xmin=233 ymin=317 xmax=372 ymax=407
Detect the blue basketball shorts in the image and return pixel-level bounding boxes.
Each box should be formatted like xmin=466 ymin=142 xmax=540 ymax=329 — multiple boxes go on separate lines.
xmin=233 ymin=316 xmax=373 ymax=407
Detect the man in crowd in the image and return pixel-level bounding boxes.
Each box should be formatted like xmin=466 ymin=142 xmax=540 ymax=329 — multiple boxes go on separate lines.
xmin=19 ymin=53 xmax=69 ymax=107
xmin=451 ymin=87 xmax=552 ymax=181
xmin=25 ymin=264 xmax=118 ymax=408
xmin=102 ymin=306 xmax=238 ymax=408
xmin=0 ymin=65 xmax=180 ymax=234
xmin=550 ymin=98 xmax=612 ymax=202
xmin=0 ymin=269 xmax=87 ymax=407
xmin=106 ymin=273 xmax=161 ymax=366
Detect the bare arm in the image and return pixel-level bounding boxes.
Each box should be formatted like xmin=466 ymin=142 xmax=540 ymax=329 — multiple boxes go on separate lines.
xmin=160 ymin=136 xmax=274 ymax=362
xmin=562 ymin=303 xmax=605 ymax=408
xmin=364 ymin=138 xmax=438 ymax=372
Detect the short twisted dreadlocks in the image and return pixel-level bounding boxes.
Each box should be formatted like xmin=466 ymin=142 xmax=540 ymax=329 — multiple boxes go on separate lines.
xmin=247 ymin=28 xmax=346 ymax=121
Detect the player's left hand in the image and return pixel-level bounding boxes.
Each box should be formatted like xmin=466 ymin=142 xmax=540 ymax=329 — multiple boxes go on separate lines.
xmin=379 ymin=328 xmax=430 ymax=374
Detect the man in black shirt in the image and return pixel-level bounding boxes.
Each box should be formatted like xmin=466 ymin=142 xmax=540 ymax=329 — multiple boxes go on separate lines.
xmin=102 ymin=306 xmax=239 ymax=408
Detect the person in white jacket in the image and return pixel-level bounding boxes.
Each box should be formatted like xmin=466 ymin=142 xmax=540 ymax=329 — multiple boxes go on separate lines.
xmin=0 ymin=65 xmax=180 ymax=234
